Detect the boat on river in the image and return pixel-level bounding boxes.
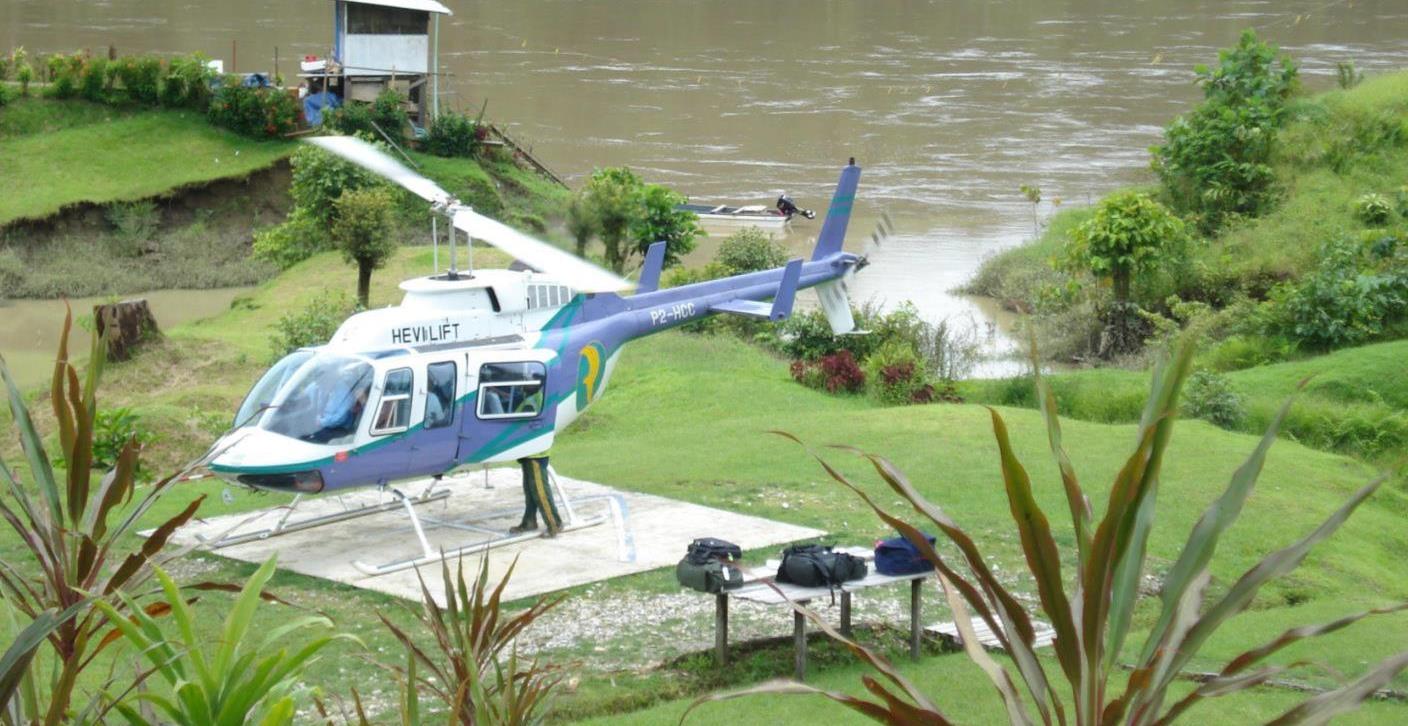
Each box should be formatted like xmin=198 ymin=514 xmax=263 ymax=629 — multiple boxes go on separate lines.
xmin=677 ymin=194 xmax=814 ymax=232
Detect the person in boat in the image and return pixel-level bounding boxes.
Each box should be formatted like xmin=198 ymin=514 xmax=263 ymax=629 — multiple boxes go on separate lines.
xmin=776 ymin=192 xmax=816 ymax=219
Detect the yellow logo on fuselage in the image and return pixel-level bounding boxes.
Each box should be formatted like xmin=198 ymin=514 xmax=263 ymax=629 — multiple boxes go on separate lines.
xmin=576 ymin=342 xmax=605 ymax=411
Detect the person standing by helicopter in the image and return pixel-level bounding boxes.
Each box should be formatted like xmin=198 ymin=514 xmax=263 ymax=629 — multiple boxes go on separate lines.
xmin=510 ymin=453 xmax=562 ymax=537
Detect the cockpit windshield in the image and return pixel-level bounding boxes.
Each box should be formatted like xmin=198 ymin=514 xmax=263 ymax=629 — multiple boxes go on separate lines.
xmin=234 ymin=351 xmax=314 ymax=427
xmin=261 ymin=355 xmax=374 ymax=445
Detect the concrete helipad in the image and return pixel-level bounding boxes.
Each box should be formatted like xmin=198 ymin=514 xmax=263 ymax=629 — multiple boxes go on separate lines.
xmin=166 ymin=468 xmax=824 ymax=604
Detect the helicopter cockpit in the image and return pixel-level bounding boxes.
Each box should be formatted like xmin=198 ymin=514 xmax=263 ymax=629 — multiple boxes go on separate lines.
xmin=234 ymin=351 xmax=375 ymax=446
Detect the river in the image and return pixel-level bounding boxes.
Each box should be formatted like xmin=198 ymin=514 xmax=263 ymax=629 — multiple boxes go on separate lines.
xmin=5 ymin=0 xmax=1408 ymax=374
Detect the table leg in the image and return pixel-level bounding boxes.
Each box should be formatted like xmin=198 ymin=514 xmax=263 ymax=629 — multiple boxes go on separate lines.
xmin=840 ymin=591 xmax=853 ymax=638
xmin=794 ymin=603 xmax=807 ymax=681
xmin=715 ymin=593 xmax=729 ymax=666
xmin=910 ymin=578 xmax=922 ymax=660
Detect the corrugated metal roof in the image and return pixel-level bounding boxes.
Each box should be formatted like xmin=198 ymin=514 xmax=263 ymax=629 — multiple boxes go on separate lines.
xmin=338 ymin=0 xmax=452 ymax=16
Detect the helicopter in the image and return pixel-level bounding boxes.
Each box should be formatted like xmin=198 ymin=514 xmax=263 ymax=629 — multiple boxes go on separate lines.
xmin=202 ymin=136 xmax=865 ymax=573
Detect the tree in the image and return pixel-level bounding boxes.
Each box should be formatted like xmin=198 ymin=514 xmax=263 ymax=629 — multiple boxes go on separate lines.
xmin=630 ymin=183 xmax=701 ymax=268
xmin=332 ymin=187 xmax=397 ymax=307
xmin=566 ymin=193 xmax=597 ymax=257
xmin=1062 ymin=191 xmax=1186 ymax=304
xmin=582 ymin=167 xmax=641 ymax=273
xmin=714 ymin=227 xmax=787 ymax=275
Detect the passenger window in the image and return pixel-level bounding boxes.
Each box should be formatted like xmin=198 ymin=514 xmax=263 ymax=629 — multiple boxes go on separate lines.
xmin=425 ymin=361 xmax=456 ymax=429
xmin=476 ymin=361 xmax=547 ymax=420
xmin=370 ymin=368 xmax=413 ymax=435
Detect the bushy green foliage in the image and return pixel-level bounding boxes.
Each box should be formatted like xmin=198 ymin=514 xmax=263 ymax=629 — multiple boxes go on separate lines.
xmin=631 ymin=183 xmax=700 ymax=268
xmin=44 ymin=53 xmax=83 ymax=99
xmin=13 ymin=47 xmax=33 ymax=97
xmin=253 ymin=209 xmax=332 ymax=269
xmin=207 ymin=84 xmax=299 ymax=138
xmin=325 ymin=99 xmax=376 ymax=136
xmin=162 ymin=53 xmax=215 ymax=109
xmin=1152 ymin=30 xmax=1298 ymax=232
xmin=104 ymin=200 xmax=160 ymax=256
xmin=269 ymin=290 xmax=360 ymax=360
xmin=92 ymin=406 xmax=156 ymax=479
xmin=289 ymin=143 xmax=385 ymax=225
xmin=1354 ymin=192 xmax=1393 ymax=225
xmin=371 ymin=87 xmax=409 ymax=136
xmin=583 ymin=166 xmax=643 ymax=272
xmin=332 ymin=186 xmax=398 ymax=306
xmin=1280 ymin=235 xmax=1408 ymax=348
xmin=864 ymin=339 xmax=934 ymax=405
xmin=112 ymin=54 xmax=163 ymax=105
xmin=79 ymin=56 xmax=108 ymax=102
xmin=327 ymin=89 xmax=409 ymax=139
xmin=1061 ymin=190 xmax=1187 ymax=303
xmin=567 ymin=194 xmax=597 ymax=256
xmin=714 ymin=227 xmax=788 ymax=275
xmin=424 ymin=111 xmax=481 ymax=157
xmin=1182 ymin=369 xmax=1244 ymax=427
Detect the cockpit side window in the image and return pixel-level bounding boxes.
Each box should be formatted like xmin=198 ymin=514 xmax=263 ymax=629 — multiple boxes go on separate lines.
xmin=425 ymin=361 xmax=456 ymax=429
xmin=234 ymin=351 xmax=314 ymax=428
xmin=476 ymin=361 xmax=546 ymax=420
xmin=370 ymin=367 xmax=413 ymax=435
xmin=263 ymin=356 xmax=374 ymax=445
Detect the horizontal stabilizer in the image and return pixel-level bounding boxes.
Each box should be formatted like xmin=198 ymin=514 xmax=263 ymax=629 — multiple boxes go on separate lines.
xmin=710 ymin=259 xmax=802 ymax=322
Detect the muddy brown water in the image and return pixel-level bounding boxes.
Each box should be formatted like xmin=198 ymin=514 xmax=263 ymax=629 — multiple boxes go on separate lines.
xmin=5 ymin=0 xmax=1408 ymax=374
xmin=0 ymin=289 xmax=249 ymax=390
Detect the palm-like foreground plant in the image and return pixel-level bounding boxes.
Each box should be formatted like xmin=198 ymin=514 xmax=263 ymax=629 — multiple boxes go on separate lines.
xmin=0 ymin=312 xmax=206 ymax=724
xmin=695 ymin=337 xmax=1408 ymax=724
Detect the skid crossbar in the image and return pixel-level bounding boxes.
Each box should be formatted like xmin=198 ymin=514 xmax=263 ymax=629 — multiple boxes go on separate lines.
xmin=196 ymin=486 xmax=452 ymax=549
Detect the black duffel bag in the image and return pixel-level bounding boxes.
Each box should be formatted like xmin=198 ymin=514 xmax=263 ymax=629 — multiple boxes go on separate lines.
xmin=776 ymin=543 xmax=867 ymax=588
xmin=676 ymin=537 xmax=744 ymax=593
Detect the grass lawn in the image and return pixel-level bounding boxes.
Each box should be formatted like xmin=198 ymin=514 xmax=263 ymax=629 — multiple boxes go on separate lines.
xmin=0 ymin=96 xmax=293 ymax=224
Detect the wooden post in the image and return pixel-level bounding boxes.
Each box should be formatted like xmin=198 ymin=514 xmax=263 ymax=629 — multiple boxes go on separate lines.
xmin=793 ymin=603 xmax=807 ymax=681
xmin=840 ymin=591 xmax=852 ymax=638
xmin=714 ymin=593 xmax=728 ymax=666
xmin=909 ymin=577 xmax=922 ymax=660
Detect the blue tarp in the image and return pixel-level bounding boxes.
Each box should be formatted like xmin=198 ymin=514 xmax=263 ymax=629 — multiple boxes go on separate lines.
xmin=303 ymin=91 xmax=342 ymax=126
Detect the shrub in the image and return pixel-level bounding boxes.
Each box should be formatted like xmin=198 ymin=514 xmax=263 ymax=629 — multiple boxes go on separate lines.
xmin=104 ymin=200 xmax=160 ymax=256
xmin=44 ymin=53 xmax=83 ymax=99
xmin=1182 ymin=369 xmax=1244 ymax=427
xmin=1281 ymin=236 xmax=1408 ymax=348
xmin=424 ymin=111 xmax=481 ymax=157
xmin=207 ymin=84 xmax=298 ymax=138
xmin=92 ymin=406 xmax=156 ymax=479
xmin=1061 ymin=191 xmax=1187 ymax=304
xmin=715 ymin=227 xmax=788 ymax=275
xmin=113 ymin=54 xmax=163 ymax=104
xmin=371 ymin=86 xmax=409 ymax=137
xmin=714 ymin=338 xmax=1408 ymax=725
xmin=631 ymin=184 xmax=701 ymax=269
xmin=162 ymin=52 xmax=215 ymax=109
xmin=1353 ymin=192 xmax=1393 ymax=225
xmin=864 ymin=339 xmax=932 ymax=405
xmin=253 ymin=210 xmax=331 ymax=269
xmin=289 ymin=143 xmax=386 ymax=225
xmin=791 ymin=350 xmax=865 ymax=394
xmin=79 ymin=56 xmax=108 ymax=101
xmin=1152 ymin=30 xmax=1298 ymax=232
xmin=13 ymin=47 xmax=33 ymax=96
xmin=325 ymin=100 xmax=377 ymax=136
xmin=269 ymin=290 xmax=360 ymax=360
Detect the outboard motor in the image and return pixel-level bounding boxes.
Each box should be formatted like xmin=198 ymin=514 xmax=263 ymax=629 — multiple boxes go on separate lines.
xmin=776 ymin=192 xmax=816 ymax=220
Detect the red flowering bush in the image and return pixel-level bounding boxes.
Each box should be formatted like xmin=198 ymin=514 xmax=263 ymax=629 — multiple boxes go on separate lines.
xmin=791 ymin=351 xmax=865 ymax=393
xmin=208 ymin=84 xmax=299 ymax=138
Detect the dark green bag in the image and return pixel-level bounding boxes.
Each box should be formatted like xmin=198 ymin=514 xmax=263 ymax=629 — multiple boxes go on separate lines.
xmin=675 ymin=557 xmax=743 ymax=593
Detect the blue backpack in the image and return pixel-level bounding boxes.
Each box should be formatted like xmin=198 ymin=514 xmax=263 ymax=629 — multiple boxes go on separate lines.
xmin=873 ymin=533 xmax=936 ymax=576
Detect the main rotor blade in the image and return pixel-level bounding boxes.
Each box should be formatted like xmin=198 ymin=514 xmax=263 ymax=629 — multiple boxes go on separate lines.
xmin=307 ymin=135 xmax=451 ymax=206
xmin=452 ymin=209 xmax=632 ymax=292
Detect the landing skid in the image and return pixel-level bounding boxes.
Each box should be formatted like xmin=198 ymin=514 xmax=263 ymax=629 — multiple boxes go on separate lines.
xmin=196 ymin=485 xmax=452 ymax=549
xmin=351 ymin=467 xmax=610 ymax=576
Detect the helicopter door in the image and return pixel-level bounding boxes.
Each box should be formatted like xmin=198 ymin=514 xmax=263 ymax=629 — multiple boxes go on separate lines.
xmin=461 ymin=356 xmax=555 ymax=462
xmin=411 ymin=360 xmax=461 ymax=471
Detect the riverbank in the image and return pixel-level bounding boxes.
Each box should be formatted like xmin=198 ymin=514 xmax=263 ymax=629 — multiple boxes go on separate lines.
xmin=2 ymin=244 xmax=1405 ymax=722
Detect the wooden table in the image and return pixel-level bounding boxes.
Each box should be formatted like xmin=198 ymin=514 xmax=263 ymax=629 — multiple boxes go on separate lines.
xmin=710 ymin=549 xmax=932 ymax=681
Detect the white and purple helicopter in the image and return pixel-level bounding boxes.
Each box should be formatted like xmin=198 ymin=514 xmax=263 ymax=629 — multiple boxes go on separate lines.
xmin=202 ymin=136 xmax=866 ymax=573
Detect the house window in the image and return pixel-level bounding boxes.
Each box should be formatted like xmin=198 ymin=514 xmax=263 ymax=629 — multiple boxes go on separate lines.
xmin=371 ymin=367 xmax=413 ymax=435
xmin=425 ymin=361 xmax=456 ymax=429
xmin=476 ymin=362 xmax=546 ymax=420
xmin=346 ymin=4 xmax=427 ymax=35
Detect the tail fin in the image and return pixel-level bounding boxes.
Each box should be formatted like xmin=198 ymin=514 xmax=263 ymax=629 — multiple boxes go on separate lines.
xmin=811 ymin=158 xmax=861 ymax=261
xmin=636 ymin=241 xmax=667 ymax=294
